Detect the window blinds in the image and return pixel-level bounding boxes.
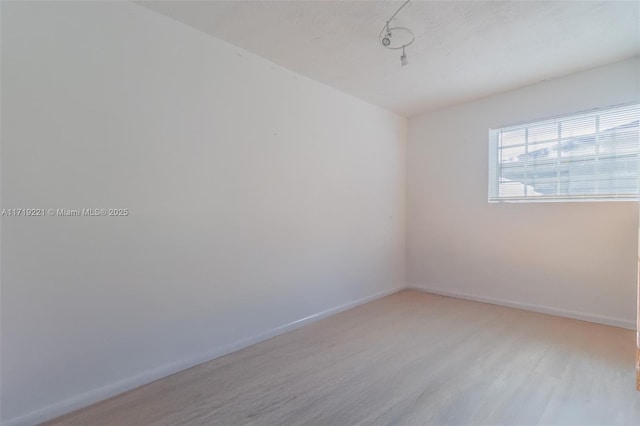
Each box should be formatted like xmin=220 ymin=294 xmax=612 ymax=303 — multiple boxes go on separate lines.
xmin=488 ymin=103 xmax=640 ymax=202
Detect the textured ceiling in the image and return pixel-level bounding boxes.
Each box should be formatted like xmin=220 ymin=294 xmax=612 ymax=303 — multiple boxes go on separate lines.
xmin=137 ymin=1 xmax=640 ymax=117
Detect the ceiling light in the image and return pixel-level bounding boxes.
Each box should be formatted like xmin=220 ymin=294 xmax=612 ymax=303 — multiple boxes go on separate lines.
xmin=382 ymin=33 xmax=391 ymax=46
xmin=379 ymin=0 xmax=415 ymax=67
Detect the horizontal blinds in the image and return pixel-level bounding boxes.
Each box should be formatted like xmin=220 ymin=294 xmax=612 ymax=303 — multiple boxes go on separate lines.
xmin=489 ymin=103 xmax=640 ymax=202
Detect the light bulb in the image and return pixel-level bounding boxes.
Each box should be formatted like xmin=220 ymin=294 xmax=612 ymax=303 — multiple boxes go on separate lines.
xmin=400 ymin=46 xmax=408 ymax=66
xmin=382 ymin=31 xmax=392 ymax=47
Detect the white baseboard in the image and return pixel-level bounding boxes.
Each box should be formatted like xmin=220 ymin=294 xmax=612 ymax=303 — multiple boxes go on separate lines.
xmin=408 ymin=285 xmax=636 ymax=330
xmin=6 ymin=286 xmax=402 ymax=426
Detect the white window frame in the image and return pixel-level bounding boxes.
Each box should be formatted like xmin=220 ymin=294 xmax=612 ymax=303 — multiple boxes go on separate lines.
xmin=488 ymin=102 xmax=640 ymax=203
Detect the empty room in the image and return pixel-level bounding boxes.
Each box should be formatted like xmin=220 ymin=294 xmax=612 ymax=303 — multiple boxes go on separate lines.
xmin=1 ymin=0 xmax=640 ymax=425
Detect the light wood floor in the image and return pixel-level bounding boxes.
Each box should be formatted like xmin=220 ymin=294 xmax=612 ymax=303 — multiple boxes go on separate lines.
xmin=45 ymin=290 xmax=640 ymax=426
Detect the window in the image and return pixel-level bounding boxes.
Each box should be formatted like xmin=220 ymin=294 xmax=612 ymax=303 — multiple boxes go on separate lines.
xmin=488 ymin=103 xmax=640 ymax=202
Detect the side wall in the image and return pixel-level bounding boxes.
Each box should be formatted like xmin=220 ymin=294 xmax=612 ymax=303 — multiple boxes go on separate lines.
xmin=0 ymin=2 xmax=406 ymax=423
xmin=407 ymin=57 xmax=640 ymax=329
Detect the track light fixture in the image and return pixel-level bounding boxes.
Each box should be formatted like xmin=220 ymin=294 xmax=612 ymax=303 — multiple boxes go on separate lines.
xmin=379 ymin=0 xmax=415 ymax=67
xmin=382 ymin=31 xmax=391 ymax=46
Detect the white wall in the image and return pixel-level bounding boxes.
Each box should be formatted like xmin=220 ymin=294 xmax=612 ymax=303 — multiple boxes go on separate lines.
xmin=408 ymin=57 xmax=640 ymax=329
xmin=0 ymin=2 xmax=406 ymax=424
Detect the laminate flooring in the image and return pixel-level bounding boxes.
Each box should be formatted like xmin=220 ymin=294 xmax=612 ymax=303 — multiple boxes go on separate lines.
xmin=44 ymin=290 xmax=640 ymax=426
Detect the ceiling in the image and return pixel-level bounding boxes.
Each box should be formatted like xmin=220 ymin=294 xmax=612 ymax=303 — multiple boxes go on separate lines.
xmin=138 ymin=0 xmax=640 ymax=117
